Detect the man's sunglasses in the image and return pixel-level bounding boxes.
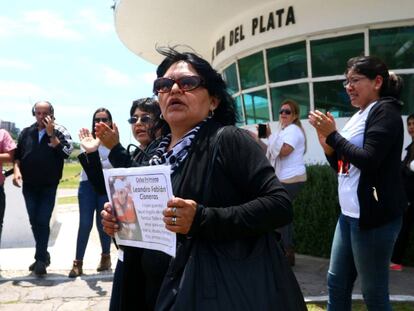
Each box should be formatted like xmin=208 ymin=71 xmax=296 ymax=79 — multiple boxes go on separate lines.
xmin=153 ymin=76 xmax=203 ymax=94
xmin=94 ymin=117 xmax=109 ymax=123
xmin=127 ymin=115 xmax=153 ymax=125
xmin=279 ymin=109 xmax=292 ymax=115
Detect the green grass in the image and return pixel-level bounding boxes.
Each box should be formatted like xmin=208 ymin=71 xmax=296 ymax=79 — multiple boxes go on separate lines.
xmin=57 ymin=196 xmax=78 ymax=205
xmin=307 ymin=302 xmax=414 ymax=310
xmin=59 ymin=162 xmax=81 ymax=189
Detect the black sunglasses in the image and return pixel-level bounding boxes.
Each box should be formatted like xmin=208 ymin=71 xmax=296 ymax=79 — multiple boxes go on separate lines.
xmin=127 ymin=115 xmax=153 ymax=125
xmin=94 ymin=117 xmax=109 ymax=123
xmin=279 ymin=109 xmax=292 ymax=115
xmin=153 ymin=76 xmax=203 ymax=94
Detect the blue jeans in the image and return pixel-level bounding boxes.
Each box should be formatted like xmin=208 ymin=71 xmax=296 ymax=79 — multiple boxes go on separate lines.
xmin=22 ymin=183 xmax=58 ymax=262
xmin=75 ymin=180 xmax=111 ymax=260
xmin=327 ymin=214 xmax=402 ymax=311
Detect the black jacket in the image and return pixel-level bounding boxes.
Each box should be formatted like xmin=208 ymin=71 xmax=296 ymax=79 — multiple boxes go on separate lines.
xmin=326 ymin=97 xmax=406 ymax=229
xmin=78 ymin=139 xmax=172 ymax=311
xmin=120 ymin=120 xmax=306 ymax=310
xmin=401 ymin=142 xmax=414 ymax=203
xmin=78 ymin=139 xmax=162 ymax=195
xmin=15 ymin=123 xmax=73 ymax=185
xmin=153 ymin=120 xmax=305 ymax=310
xmin=109 ymin=138 xmax=161 ymax=168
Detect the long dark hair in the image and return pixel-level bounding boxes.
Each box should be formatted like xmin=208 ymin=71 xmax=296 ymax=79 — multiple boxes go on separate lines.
xmin=130 ymin=97 xmax=170 ymax=139
xmin=91 ymin=107 xmax=113 ymax=138
xmin=155 ymin=46 xmax=237 ymax=126
xmin=345 ymin=56 xmax=404 ymax=99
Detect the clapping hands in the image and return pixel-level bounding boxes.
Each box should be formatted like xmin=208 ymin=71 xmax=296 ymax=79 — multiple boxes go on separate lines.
xmin=95 ymin=122 xmax=120 ymax=150
xmin=79 ymin=128 xmax=100 ymax=153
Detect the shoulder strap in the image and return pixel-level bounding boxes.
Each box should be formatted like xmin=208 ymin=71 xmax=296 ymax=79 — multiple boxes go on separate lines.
xmin=202 ymin=126 xmax=225 ymax=203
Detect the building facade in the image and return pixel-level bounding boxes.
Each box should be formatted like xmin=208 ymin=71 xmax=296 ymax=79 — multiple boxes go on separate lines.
xmin=0 ymin=120 xmax=18 ymax=136
xmin=113 ymin=0 xmax=414 ymax=161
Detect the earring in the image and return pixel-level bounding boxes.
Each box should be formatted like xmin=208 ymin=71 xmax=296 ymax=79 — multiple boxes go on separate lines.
xmin=208 ymin=109 xmax=214 ymax=117
xmin=160 ymin=113 xmax=164 ymax=120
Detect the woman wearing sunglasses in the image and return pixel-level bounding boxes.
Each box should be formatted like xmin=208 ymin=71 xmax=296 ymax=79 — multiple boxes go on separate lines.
xmin=104 ymin=97 xmax=170 ymax=311
xmin=101 ymin=47 xmax=306 ymax=310
xmin=81 ymin=98 xmax=168 ymax=310
xmin=68 ymin=108 xmax=114 ymax=278
xmin=98 ymin=97 xmax=169 ymax=167
xmin=264 ymin=99 xmax=307 ymax=267
xmin=308 ymin=56 xmax=405 ymax=310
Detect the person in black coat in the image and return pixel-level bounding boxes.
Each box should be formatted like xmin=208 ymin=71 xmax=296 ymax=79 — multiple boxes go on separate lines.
xmin=80 ymin=97 xmax=169 ymax=311
xmin=309 ymin=56 xmax=405 ymax=311
xmin=13 ymin=101 xmax=73 ymax=276
xmin=390 ymin=113 xmax=414 ymax=271
xmin=101 ymin=47 xmax=306 ymax=310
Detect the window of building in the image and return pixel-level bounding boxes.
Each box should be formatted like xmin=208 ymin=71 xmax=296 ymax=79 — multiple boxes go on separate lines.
xmin=222 ymin=63 xmax=239 ymax=95
xmin=238 ymin=52 xmax=266 ymax=89
xmin=270 ymin=84 xmax=310 ymax=121
xmin=370 ymin=26 xmax=414 ymax=70
xmin=226 ymin=24 xmax=414 ymax=126
xmin=243 ymin=90 xmax=269 ymax=124
xmin=267 ymin=41 xmax=307 ymax=83
xmin=313 ymin=81 xmax=356 ymax=117
xmin=311 ymin=33 xmax=364 ymax=77
xmin=234 ymin=95 xmax=245 ymax=126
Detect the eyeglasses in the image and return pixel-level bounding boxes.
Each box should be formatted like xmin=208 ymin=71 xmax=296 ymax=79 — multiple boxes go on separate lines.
xmin=94 ymin=117 xmax=109 ymax=123
xmin=279 ymin=109 xmax=292 ymax=115
xmin=153 ymin=76 xmax=204 ymax=94
xmin=342 ymin=76 xmax=368 ymax=88
xmin=127 ymin=115 xmax=153 ymax=125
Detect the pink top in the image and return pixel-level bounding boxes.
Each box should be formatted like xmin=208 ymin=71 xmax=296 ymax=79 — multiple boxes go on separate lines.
xmin=0 ymin=129 xmax=17 ymax=185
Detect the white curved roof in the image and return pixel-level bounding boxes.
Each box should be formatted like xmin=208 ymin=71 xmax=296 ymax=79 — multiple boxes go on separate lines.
xmin=114 ymin=0 xmax=414 ymax=68
xmin=114 ymin=0 xmax=272 ymax=65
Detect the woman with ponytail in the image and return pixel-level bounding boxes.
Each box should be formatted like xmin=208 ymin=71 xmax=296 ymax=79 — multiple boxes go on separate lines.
xmin=309 ymin=56 xmax=405 ymax=310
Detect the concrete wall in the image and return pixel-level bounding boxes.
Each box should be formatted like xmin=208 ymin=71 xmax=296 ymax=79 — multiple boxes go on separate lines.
xmin=1 ymin=177 xmax=34 ymax=248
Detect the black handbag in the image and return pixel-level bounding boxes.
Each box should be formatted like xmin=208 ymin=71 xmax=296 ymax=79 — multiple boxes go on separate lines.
xmin=155 ymin=128 xmax=307 ymax=311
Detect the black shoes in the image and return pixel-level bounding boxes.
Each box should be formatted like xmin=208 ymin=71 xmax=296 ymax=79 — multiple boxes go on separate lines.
xmin=29 ymin=252 xmax=50 ymax=276
xmin=33 ymin=261 xmax=47 ymax=276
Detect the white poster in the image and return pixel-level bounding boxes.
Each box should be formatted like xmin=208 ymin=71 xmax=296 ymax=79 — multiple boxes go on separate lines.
xmin=103 ymin=165 xmax=176 ymax=257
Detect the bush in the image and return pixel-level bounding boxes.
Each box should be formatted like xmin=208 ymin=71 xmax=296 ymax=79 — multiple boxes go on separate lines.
xmin=293 ymin=164 xmax=340 ymax=258
xmin=294 ymin=164 xmax=414 ymax=266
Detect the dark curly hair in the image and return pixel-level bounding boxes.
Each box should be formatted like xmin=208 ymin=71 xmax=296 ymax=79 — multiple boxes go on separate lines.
xmin=155 ymin=46 xmax=237 ymax=126
xmin=130 ymin=97 xmax=170 ymax=139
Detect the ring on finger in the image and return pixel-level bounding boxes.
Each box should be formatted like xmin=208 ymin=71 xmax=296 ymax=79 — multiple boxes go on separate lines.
xmin=171 ymin=207 xmax=177 ymax=216
xmin=171 ymin=216 xmax=177 ymax=226
xmin=317 ymin=121 xmax=321 ymax=126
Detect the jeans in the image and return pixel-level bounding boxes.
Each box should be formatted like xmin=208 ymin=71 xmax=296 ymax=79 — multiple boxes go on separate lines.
xmin=22 ymin=183 xmax=58 ymax=262
xmin=75 ymin=180 xmax=111 ymax=260
xmin=327 ymin=214 xmax=402 ymax=311
xmin=0 ymin=184 xmax=5 ymax=246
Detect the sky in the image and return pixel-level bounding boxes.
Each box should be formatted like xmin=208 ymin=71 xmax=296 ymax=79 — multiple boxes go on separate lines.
xmin=1 ymin=0 xmax=157 ymax=146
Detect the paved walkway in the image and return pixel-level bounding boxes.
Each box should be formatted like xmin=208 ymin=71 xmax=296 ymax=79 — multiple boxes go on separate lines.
xmin=1 ymin=189 xmax=414 ymax=310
